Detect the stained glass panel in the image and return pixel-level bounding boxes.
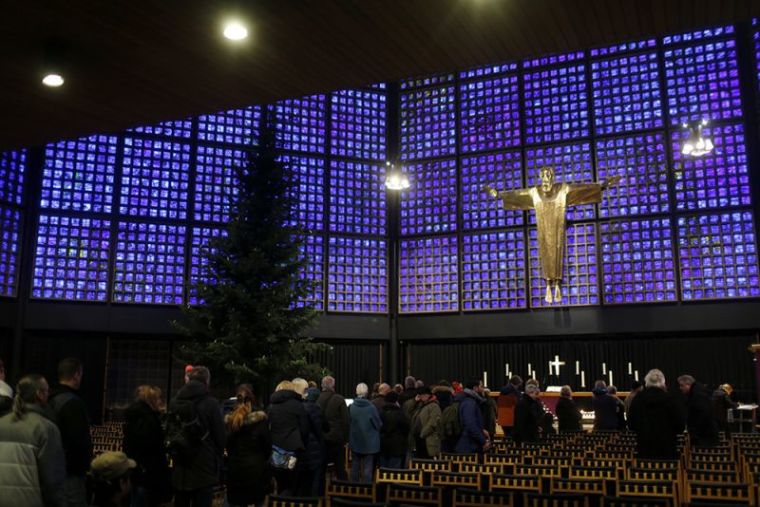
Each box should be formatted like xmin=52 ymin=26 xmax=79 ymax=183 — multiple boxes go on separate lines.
xmin=330 ymin=89 xmax=386 ymax=160
xmin=0 ymin=149 xmax=26 ymax=206
xmin=0 ymin=206 xmax=20 ymax=297
xmin=400 ymin=159 xmax=457 ymax=236
xmin=128 ymin=118 xmax=193 ymax=138
xmin=399 ymin=235 xmax=458 ymax=313
xmin=279 ymin=154 xmax=325 ymax=232
xmin=329 ymin=160 xmax=386 ymax=235
xmin=462 ymin=230 xmax=527 ymax=311
xmin=197 ymin=105 xmax=260 ymax=146
xmin=400 ymin=86 xmax=456 ymax=160
xmin=327 ymin=237 xmax=387 ymax=313
xmin=188 ymin=226 xmax=227 ymax=305
xmin=194 ymin=145 xmax=246 ymax=222
xmin=461 ymin=151 xmax=523 ymax=230
xmin=295 ymin=234 xmax=324 ymax=310
xmin=524 ymin=63 xmax=589 ymax=144
xmin=273 ymin=94 xmax=326 ymax=154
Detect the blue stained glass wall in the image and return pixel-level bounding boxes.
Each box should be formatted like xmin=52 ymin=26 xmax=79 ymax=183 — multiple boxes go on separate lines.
xmin=331 ymin=90 xmax=386 ymax=160
xmin=327 ymin=237 xmax=387 ymax=313
xmin=400 ymin=159 xmax=457 ymax=235
xmin=198 ymin=106 xmax=261 ymax=146
xmin=278 ymin=154 xmax=325 ymax=232
xmin=461 ymin=151 xmax=523 ymax=230
xmin=399 ymin=236 xmax=458 ymax=313
xmin=188 ymin=226 xmax=227 ymax=305
xmin=273 ymin=94 xmax=327 ymax=154
xmin=462 ymin=230 xmax=526 ymax=310
xmin=0 ymin=150 xmax=26 ymax=206
xmin=194 ymin=146 xmax=246 ymax=223
xmin=0 ymin=149 xmax=25 ymax=297
xmin=400 ymin=85 xmax=456 ymax=160
xmin=459 ymin=73 xmax=521 ymax=152
xmin=329 ymin=160 xmax=386 ymax=236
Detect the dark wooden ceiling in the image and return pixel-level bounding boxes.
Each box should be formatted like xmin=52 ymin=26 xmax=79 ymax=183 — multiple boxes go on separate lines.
xmin=1 ymin=0 xmax=758 ymax=151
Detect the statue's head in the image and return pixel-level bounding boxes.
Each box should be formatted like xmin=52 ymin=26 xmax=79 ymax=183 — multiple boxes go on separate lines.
xmin=539 ymin=166 xmax=555 ymax=190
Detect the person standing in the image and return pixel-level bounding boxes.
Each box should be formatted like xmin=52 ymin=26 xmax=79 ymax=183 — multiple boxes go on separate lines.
xmin=316 ymin=375 xmax=349 ymax=480
xmin=555 ymin=385 xmax=582 ymax=432
xmin=169 ymin=366 xmax=226 ymax=507
xmin=0 ymin=374 xmax=66 ymax=507
xmin=268 ymin=381 xmax=309 ymax=496
xmin=628 ymin=369 xmax=685 ymax=459
xmin=292 ymin=378 xmax=325 ymax=497
xmin=379 ymin=391 xmax=409 ymax=469
xmin=432 ymin=381 xmax=454 ymax=411
xmin=372 ymin=383 xmax=391 ymax=412
xmin=0 ymin=357 xmax=13 ymax=417
xmin=591 ymin=380 xmax=618 ymax=431
xmin=348 ymin=383 xmax=381 ymax=483
xmin=497 ymin=375 xmax=522 ymax=437
xmin=454 ymin=379 xmax=489 ymax=453
xmin=607 ymin=386 xmax=627 ymax=430
xmin=410 ymin=386 xmax=441 ymax=458
xmin=122 ymin=385 xmax=172 ymax=506
xmin=513 ymin=384 xmax=544 ymax=443
xmin=713 ymin=383 xmax=738 ymax=437
xmin=624 ymin=381 xmax=643 ymax=423
xmin=49 ymin=357 xmax=92 ymax=507
xmin=678 ymin=375 xmax=719 ymax=447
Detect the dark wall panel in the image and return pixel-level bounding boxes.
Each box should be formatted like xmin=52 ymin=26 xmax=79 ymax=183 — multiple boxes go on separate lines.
xmin=310 ymin=341 xmax=384 ymax=398
xmin=105 ymin=338 xmax=172 ymax=414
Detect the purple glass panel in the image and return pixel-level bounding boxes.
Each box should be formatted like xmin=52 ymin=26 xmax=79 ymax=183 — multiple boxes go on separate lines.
xmin=755 ymin=28 xmax=760 ymax=93
xmin=678 ymin=211 xmax=760 ymax=300
xmin=526 ymin=142 xmax=595 ymax=222
xmin=462 ymin=230 xmax=527 ymax=311
xmin=400 ymin=73 xmax=455 ymax=90
xmin=273 ymin=94 xmax=326 ymax=154
xmin=295 ymin=234 xmax=324 ymax=310
xmin=460 ymin=62 xmax=518 ymax=81
xmin=591 ymin=51 xmax=663 ymax=135
xmin=400 ymin=159 xmax=457 ymax=236
xmin=0 ymin=206 xmax=20 ymax=297
xmin=32 ymin=215 xmax=110 ymax=302
xmin=120 ymin=138 xmax=191 ymax=219
xmin=596 ymin=132 xmax=669 ymax=218
xmin=461 ymin=151 xmax=523 ymax=230
xmin=0 ymin=149 xmax=25 ymax=206
xmin=400 ymin=86 xmax=456 ymax=160
xmin=113 ymin=222 xmax=186 ymax=304
xmin=664 ymin=39 xmax=742 ymax=124
xmin=42 ymin=135 xmax=118 ymax=213
xmin=194 ymin=145 xmax=246 ymax=222
xmin=529 ymin=223 xmax=599 ymax=307
xmin=600 ymin=218 xmax=677 ymax=304
xmin=524 ymin=63 xmax=589 ymax=144
xmin=327 ymin=236 xmax=387 ymax=313
xmin=128 ymin=118 xmax=193 ymax=138
xmin=329 ymin=160 xmax=386 ymax=235
xmin=369 ymin=82 xmax=387 ymax=90
xmin=459 ymin=74 xmax=521 ymax=152
xmin=197 ymin=105 xmax=260 ymax=146
xmin=663 ymin=25 xmax=734 ymax=45
xmin=590 ymin=39 xmax=657 ymax=58
xmin=524 ymin=51 xmax=585 ymax=68
xmin=188 ymin=226 xmax=228 ymax=305
xmin=278 ymin=154 xmax=325 ymax=232
xmin=399 ymin=236 xmax=458 ymax=314
xmin=330 ymin=89 xmax=387 ymax=160
xmin=671 ymin=123 xmax=751 ymax=211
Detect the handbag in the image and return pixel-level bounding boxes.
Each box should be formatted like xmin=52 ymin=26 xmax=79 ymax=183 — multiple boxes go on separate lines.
xmin=270 ymin=445 xmax=297 ymax=470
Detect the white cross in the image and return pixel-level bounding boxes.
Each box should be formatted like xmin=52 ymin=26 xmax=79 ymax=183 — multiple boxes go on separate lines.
xmin=549 ymin=355 xmax=565 ymax=376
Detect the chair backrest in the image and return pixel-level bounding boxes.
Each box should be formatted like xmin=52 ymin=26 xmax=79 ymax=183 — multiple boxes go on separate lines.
xmin=485 ymin=453 xmax=522 ymax=465
xmin=452 ymin=488 xmax=513 ymax=507
xmin=684 ymin=481 xmax=753 ymax=505
xmin=601 ymin=496 xmax=669 ymax=507
xmin=410 ymin=458 xmax=451 ymax=472
xmin=375 ymin=468 xmax=423 ymax=486
xmin=266 ymin=495 xmax=323 ymax=507
xmin=386 ymin=484 xmax=442 ymax=507
xmin=632 ymin=458 xmax=680 ymax=470
xmin=684 ymin=468 xmax=742 ymax=484
xmin=626 ymin=467 xmax=679 ymax=482
xmin=687 ymin=460 xmax=737 ymax=473
xmin=328 ymin=499 xmax=386 ymax=507
xmin=523 ymin=492 xmax=588 ymax=507
xmin=457 ymin=462 xmax=509 ymax=475
xmin=616 ymin=480 xmax=678 ymax=506
xmin=514 ymin=464 xmax=561 ymax=478
xmin=529 ymin=456 xmax=571 ymax=468
xmin=439 ymin=452 xmax=478 ymax=464
xmin=569 ymin=466 xmax=616 ymax=480
xmin=549 ymin=478 xmax=605 ymax=497
xmin=325 ymin=479 xmax=375 ymax=503
xmin=430 ymin=470 xmax=480 ymax=489
xmin=491 ymin=474 xmax=541 ymax=493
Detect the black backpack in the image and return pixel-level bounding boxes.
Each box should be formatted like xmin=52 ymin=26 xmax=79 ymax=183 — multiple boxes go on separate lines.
xmin=164 ymin=397 xmax=209 ymax=462
xmin=438 ymin=401 xmax=462 ymax=441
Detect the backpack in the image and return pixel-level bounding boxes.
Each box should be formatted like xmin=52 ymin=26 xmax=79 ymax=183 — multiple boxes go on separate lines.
xmin=438 ymin=401 xmax=461 ymax=440
xmin=164 ymin=397 xmax=209 ymax=462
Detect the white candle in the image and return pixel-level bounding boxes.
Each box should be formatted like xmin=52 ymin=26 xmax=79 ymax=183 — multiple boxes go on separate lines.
xmin=628 ymin=362 xmax=632 ymax=375
xmin=602 ymin=362 xmax=607 ymax=375
xmin=548 ymin=361 xmax=553 ymax=376
xmin=483 ymin=371 xmax=488 ymax=388
xmin=505 ymin=363 xmax=509 ymax=378
xmin=575 ymin=361 xmax=580 ymax=375
xmin=634 ymin=370 xmax=639 ymax=381
xmin=608 ymin=370 xmax=613 ymax=387
xmin=581 ymin=371 xmax=586 ymax=387
xmin=528 ymin=363 xmax=532 ymax=377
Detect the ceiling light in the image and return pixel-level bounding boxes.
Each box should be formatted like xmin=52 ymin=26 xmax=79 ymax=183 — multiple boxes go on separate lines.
xmin=223 ymin=21 xmax=248 ymax=40
xmin=384 ymin=162 xmax=410 ymax=191
xmin=681 ymin=119 xmax=713 ymax=157
xmin=42 ymin=74 xmax=64 ymax=87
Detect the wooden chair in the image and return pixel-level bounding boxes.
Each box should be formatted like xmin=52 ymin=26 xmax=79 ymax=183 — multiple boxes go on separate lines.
xmin=615 ymin=480 xmax=678 ymax=507
xmin=430 ymin=470 xmax=480 ymax=490
xmin=456 ymin=462 xmax=508 ymax=476
xmin=684 ymin=468 xmax=742 ymax=484
xmin=529 ymin=455 xmax=572 ymax=468
xmin=626 ymin=467 xmax=679 ymax=482
xmin=601 ymin=497 xmax=669 ymax=507
xmin=684 ymin=481 xmax=754 ymax=505
xmin=549 ymin=478 xmax=605 ymax=497
xmin=513 ymin=464 xmax=561 ymax=478
xmin=410 ymin=458 xmax=451 ymax=473
xmin=438 ymin=452 xmax=478 ymax=464
xmin=325 ymin=479 xmax=376 ymax=504
xmin=568 ymin=466 xmax=616 ymax=480
xmin=491 ymin=474 xmax=542 ymax=495
xmin=485 ymin=453 xmax=522 ymax=466
xmin=328 ymin=499 xmax=386 ymax=507
xmin=632 ymin=459 xmax=679 ymax=470
xmin=375 ymin=468 xmax=423 ymax=487
xmin=266 ymin=495 xmax=324 ymax=507
xmin=386 ymin=484 xmax=442 ymax=507
xmin=523 ymin=492 xmax=588 ymax=507
xmin=687 ymin=460 xmax=738 ymax=473
xmin=452 ymin=488 xmax=513 ymax=507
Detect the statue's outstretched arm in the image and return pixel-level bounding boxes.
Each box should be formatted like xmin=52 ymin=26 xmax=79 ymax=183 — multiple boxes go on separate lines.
xmin=483 ymin=184 xmax=533 ymax=210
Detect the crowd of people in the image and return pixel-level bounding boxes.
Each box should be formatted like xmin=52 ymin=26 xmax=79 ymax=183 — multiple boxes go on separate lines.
xmin=0 ymin=356 xmax=743 ymax=507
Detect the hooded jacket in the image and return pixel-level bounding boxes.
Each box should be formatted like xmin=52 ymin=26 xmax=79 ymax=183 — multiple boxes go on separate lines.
xmin=48 ymin=384 xmax=92 ymax=475
xmin=225 ymin=410 xmax=271 ymax=505
xmin=414 ymin=398 xmax=441 ymax=457
xmin=454 ymin=389 xmax=486 ymax=453
xmin=348 ymin=398 xmax=382 ymax=454
xmin=316 ymin=389 xmax=349 ymax=445
xmin=268 ymin=389 xmax=309 ymax=453
xmin=380 ymin=402 xmax=410 ymax=457
xmin=628 ymin=386 xmax=685 ymax=459
xmin=123 ymin=400 xmax=172 ymax=503
xmin=592 ymin=387 xmax=619 ymax=431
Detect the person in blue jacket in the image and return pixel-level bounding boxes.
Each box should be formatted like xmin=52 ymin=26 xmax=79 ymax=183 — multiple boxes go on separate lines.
xmin=348 ymin=383 xmax=382 ymax=482
xmin=454 ymin=378 xmax=491 ymax=454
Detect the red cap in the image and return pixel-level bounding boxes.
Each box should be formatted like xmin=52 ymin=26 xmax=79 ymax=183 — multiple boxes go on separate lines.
xmin=184 ymin=365 xmax=194 ymax=373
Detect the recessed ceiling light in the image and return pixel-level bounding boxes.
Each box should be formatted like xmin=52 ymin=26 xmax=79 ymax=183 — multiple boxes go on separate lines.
xmin=42 ymin=74 xmax=64 ymax=87
xmin=223 ymin=21 xmax=248 ymax=41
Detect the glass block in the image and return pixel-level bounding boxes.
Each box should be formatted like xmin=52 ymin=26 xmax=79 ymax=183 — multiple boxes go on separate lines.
xmin=755 ymin=28 xmax=760 ymax=94
xmin=596 ymin=132 xmax=669 ymax=218
xmin=671 ymin=123 xmax=751 ymax=211
xmin=120 ymin=138 xmax=191 ymax=219
xmin=329 ymin=160 xmax=386 ymax=236
xmin=41 ymin=135 xmax=118 ymax=213
xmin=591 ymin=51 xmax=663 ymax=135
xmin=459 ymin=73 xmax=521 ymax=153
xmin=664 ymin=38 xmax=742 ymax=124
xmin=0 ymin=149 xmax=26 ymax=206
xmin=327 ymin=236 xmax=387 ymax=313
xmin=400 ymin=159 xmax=457 ymax=235
xmin=524 ymin=63 xmax=589 ymax=143
xmin=400 ymin=73 xmax=455 ymax=90
xmin=194 ymin=145 xmax=247 ymax=222
xmin=278 ymin=154 xmax=325 ymax=232
xmin=524 ymin=51 xmax=585 ymax=68
xmin=113 ymin=222 xmax=186 ymax=305
xmin=461 ymin=151 xmax=524 ymax=230
xmin=330 ymin=89 xmax=386 ymax=160
xmin=600 ymin=218 xmax=677 ymax=304
xmin=273 ymin=94 xmax=326 ymax=154
xmin=590 ymin=38 xmax=657 ymax=57
xmin=526 ymin=142 xmax=595 ymax=222
xmin=462 ymin=230 xmax=527 ymax=311
xmin=295 ymin=234 xmax=324 ymax=310
xmin=0 ymin=206 xmax=21 ymax=297
xmin=188 ymin=226 xmax=228 ymax=305
xmin=399 ymin=236 xmax=458 ymax=313
xmin=369 ymin=82 xmax=387 ymax=90
xmin=400 ymin=85 xmax=456 ymax=160
xmin=127 ymin=118 xmax=193 ymax=138
xmin=678 ymin=211 xmax=760 ymax=300
xmin=459 ymin=62 xmax=518 ymax=81
xmin=32 ymin=215 xmax=110 ymax=302
xmin=529 ymin=223 xmax=599 ymax=307
xmin=663 ymin=25 xmax=734 ymax=45
xmin=197 ymin=105 xmax=260 ymax=146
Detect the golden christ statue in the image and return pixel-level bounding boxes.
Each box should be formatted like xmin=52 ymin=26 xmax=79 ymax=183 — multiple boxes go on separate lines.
xmin=484 ymin=167 xmax=620 ymax=304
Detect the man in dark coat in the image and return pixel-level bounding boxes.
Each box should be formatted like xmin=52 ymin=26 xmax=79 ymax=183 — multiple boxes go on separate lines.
xmin=379 ymin=391 xmax=409 ymax=469
xmin=556 ymin=385 xmax=583 ymax=432
xmin=629 ymin=369 xmax=685 ymax=459
xmin=398 ymin=376 xmax=418 ymax=406
xmin=591 ymin=380 xmax=619 ymax=431
xmin=678 ymin=374 xmax=719 ymax=447
xmin=316 ymin=375 xmax=349 ymax=480
xmin=169 ymin=366 xmax=226 ymax=507
xmin=454 ymin=378 xmax=489 ymax=453
xmin=49 ymin=357 xmax=92 ymax=507
xmin=513 ymin=384 xmax=544 ymax=442
xmin=713 ymin=384 xmax=738 ymax=437
xmin=372 ymin=383 xmax=391 ymax=411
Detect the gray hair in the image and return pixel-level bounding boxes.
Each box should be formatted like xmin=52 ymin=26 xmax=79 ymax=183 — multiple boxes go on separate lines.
xmin=677 ymin=374 xmax=695 ymax=386
xmin=645 ymin=369 xmax=666 ymax=389
xmin=608 ymin=385 xmax=617 ymax=395
xmin=560 ymin=385 xmax=572 ymax=398
xmin=321 ymin=376 xmax=335 ymax=390
xmin=356 ymin=382 xmax=369 ymax=398
xmin=525 ymin=384 xmax=540 ymax=396
xmin=404 ymin=376 xmax=416 ymax=389
xmin=594 ymin=379 xmax=607 ymax=390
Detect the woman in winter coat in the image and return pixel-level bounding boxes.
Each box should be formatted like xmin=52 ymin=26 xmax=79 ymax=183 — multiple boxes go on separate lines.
xmin=267 ymin=380 xmax=309 ymax=496
xmin=292 ymin=379 xmax=325 ymax=497
xmin=379 ymin=391 xmax=410 ymax=468
xmin=225 ymin=384 xmax=271 ymax=507
xmin=348 ymin=383 xmax=382 ymax=483
xmin=555 ymin=385 xmax=583 ymax=432
xmin=410 ymin=386 xmax=441 ymax=458
xmin=122 ymin=385 xmax=172 ymax=506
xmin=592 ymin=380 xmax=619 ymax=431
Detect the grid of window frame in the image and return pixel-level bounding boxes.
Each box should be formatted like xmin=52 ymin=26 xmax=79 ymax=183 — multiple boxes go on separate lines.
xmin=188 ymin=226 xmax=228 ymax=305
xmin=400 ymin=85 xmax=457 ymax=160
xmin=127 ymin=118 xmax=193 ymax=139
xmin=400 ymin=159 xmax=457 ymax=236
xmin=0 ymin=206 xmax=21 ymax=297
xmin=399 ymin=235 xmax=458 ymax=314
xmin=273 ymin=94 xmax=327 ymax=154
xmin=329 ymin=159 xmax=386 ymax=236
xmin=278 ymin=154 xmax=325 ymax=232
xmin=330 ymin=89 xmax=387 ymax=160
xmin=327 ymin=236 xmax=387 ymax=313
xmin=193 ymin=145 xmax=246 ymax=223
xmin=459 ymin=73 xmax=521 ymax=153
xmin=197 ymin=105 xmax=261 ymax=146
xmin=461 ymin=151 xmax=524 ymax=230
xmin=0 ymin=149 xmax=26 ymax=207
